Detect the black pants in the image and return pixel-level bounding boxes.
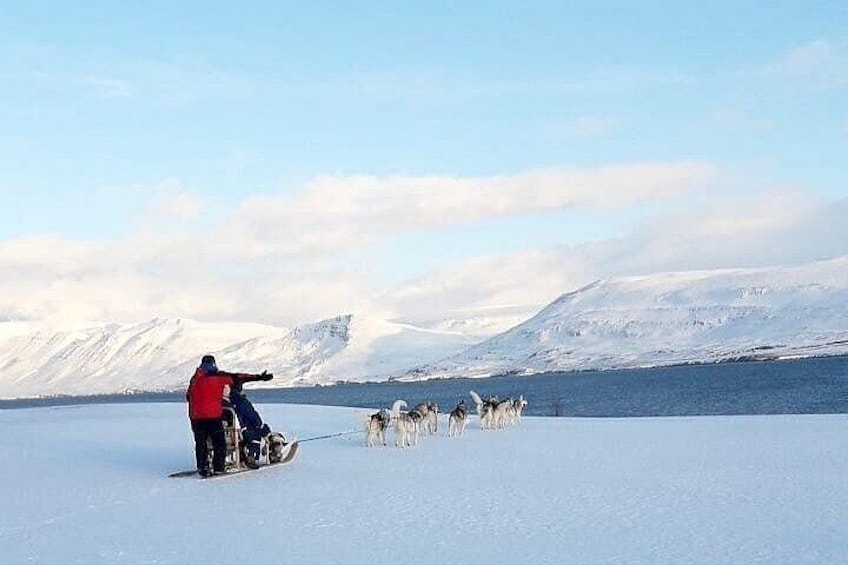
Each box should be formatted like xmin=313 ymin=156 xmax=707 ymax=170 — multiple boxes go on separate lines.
xmin=191 ymin=418 xmax=227 ymax=473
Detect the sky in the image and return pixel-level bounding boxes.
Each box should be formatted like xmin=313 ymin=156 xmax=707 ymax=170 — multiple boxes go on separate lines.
xmin=2 ymin=2 xmax=847 ymax=327
xmin=1 ymin=402 xmax=846 ymax=564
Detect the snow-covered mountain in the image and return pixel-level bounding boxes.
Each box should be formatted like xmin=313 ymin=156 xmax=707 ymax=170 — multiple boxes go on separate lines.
xmin=0 ymin=315 xmax=476 ymax=398
xmin=409 ymin=256 xmax=848 ymax=379
xmin=2 ymin=256 xmax=846 ymax=398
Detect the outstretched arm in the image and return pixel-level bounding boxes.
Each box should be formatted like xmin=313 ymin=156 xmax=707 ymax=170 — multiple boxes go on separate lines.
xmin=222 ymin=370 xmax=274 ymax=388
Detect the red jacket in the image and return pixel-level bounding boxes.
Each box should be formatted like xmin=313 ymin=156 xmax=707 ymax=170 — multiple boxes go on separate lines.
xmin=187 ymin=368 xmax=234 ymax=420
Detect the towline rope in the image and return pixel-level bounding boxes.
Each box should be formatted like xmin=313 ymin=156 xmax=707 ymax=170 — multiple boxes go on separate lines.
xmin=295 ymin=429 xmax=360 ymax=444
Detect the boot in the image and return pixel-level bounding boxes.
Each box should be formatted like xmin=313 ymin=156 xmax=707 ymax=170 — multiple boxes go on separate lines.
xmin=245 ymin=440 xmax=261 ymax=469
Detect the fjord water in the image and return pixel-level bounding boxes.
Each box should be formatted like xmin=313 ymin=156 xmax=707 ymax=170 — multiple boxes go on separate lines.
xmin=4 ymin=356 xmax=847 ymax=417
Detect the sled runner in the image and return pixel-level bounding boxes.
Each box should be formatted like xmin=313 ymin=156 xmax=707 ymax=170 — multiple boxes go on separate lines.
xmin=169 ymin=442 xmax=299 ymax=479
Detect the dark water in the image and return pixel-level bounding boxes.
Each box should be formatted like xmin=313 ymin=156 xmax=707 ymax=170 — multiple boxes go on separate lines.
xmin=3 ymin=356 xmax=847 ymax=418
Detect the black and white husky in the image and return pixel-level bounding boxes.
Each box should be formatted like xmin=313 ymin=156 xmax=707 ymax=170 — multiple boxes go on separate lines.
xmin=391 ymin=399 xmax=418 ymax=448
xmin=363 ymin=408 xmax=391 ymax=447
xmin=447 ymin=399 xmax=468 ymax=437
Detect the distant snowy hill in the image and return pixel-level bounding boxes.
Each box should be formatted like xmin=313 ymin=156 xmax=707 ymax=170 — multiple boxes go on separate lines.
xmin=0 ymin=315 xmax=475 ymax=398
xmin=410 ymin=256 xmax=848 ymax=379
xmin=2 ymin=256 xmax=847 ymax=398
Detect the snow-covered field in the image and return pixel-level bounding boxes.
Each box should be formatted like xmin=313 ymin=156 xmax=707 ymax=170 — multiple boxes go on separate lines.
xmin=2 ymin=403 xmax=846 ymax=564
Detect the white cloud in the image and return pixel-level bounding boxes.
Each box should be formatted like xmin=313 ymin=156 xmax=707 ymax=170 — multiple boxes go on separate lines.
xmin=380 ymin=191 xmax=848 ymax=325
xmin=129 ymin=179 xmax=207 ymax=239
xmin=230 ymin=161 xmax=715 ymax=255
xmin=381 ymin=249 xmax=586 ymax=325
xmin=0 ymin=236 xmax=106 ymax=276
xmin=2 ymin=164 xmax=841 ymax=330
xmin=670 ymin=191 xmax=805 ymax=237
xmin=605 ymin=191 xmax=845 ymax=271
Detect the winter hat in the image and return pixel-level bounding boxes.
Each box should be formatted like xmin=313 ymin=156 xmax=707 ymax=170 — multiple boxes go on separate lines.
xmin=200 ymin=354 xmax=218 ymax=372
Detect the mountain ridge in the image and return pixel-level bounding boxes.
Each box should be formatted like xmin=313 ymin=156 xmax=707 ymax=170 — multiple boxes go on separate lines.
xmin=1 ymin=256 xmax=846 ymax=398
xmin=407 ymin=256 xmax=848 ymax=379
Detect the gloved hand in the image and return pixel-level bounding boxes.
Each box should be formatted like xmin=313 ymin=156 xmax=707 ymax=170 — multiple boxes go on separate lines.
xmin=259 ymin=370 xmax=274 ymax=381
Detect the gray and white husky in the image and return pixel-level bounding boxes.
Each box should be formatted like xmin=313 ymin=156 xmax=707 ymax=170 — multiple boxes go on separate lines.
xmin=412 ymin=402 xmax=439 ymax=436
xmin=470 ymin=391 xmax=527 ymax=429
xmin=363 ymin=408 xmax=391 ymax=447
xmin=391 ymin=399 xmax=418 ymax=448
xmin=511 ymin=395 xmax=528 ymax=424
xmin=447 ymin=399 xmax=468 ymax=437
xmin=469 ymin=390 xmax=498 ymax=429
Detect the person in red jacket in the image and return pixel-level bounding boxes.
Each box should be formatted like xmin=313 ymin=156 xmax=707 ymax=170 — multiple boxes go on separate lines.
xmin=186 ymin=354 xmax=272 ymax=477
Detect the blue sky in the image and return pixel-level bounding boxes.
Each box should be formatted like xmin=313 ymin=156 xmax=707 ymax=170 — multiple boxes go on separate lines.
xmin=1 ymin=2 xmax=846 ymax=326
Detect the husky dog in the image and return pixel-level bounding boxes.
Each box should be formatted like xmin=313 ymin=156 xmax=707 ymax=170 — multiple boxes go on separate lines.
xmin=511 ymin=395 xmax=528 ymax=424
xmin=496 ymin=395 xmax=528 ymax=427
xmin=493 ymin=397 xmax=513 ymax=429
xmin=491 ymin=395 xmax=529 ymax=428
xmin=364 ymin=408 xmax=391 ymax=447
xmin=447 ymin=399 xmax=468 ymax=437
xmin=470 ymin=391 xmax=527 ymax=429
xmin=391 ymin=399 xmax=418 ymax=448
xmin=412 ymin=402 xmax=439 ymax=436
xmin=469 ymin=390 xmax=500 ymax=430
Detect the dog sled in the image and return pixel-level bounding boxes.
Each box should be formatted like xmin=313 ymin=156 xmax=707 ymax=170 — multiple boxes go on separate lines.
xmin=170 ymin=406 xmax=298 ymax=478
